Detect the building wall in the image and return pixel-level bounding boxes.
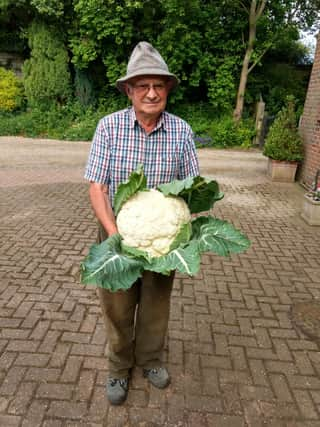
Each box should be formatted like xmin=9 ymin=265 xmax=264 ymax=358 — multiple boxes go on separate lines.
xmin=299 ymin=33 xmax=320 ymax=189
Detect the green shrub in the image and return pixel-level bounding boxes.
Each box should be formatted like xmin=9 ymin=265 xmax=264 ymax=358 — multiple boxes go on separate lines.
xmin=0 ymin=67 xmax=24 ymax=112
xmin=74 ymin=68 xmax=96 ymax=107
xmin=23 ymin=22 xmax=72 ymax=108
xmin=0 ymin=100 xmax=255 ymax=146
xmin=0 ymin=101 xmax=104 ymax=140
xmin=208 ymin=116 xmax=253 ymax=148
xmin=263 ymin=96 xmax=303 ymax=162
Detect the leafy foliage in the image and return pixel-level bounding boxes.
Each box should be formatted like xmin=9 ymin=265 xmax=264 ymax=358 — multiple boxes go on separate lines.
xmin=158 ymin=176 xmax=224 ymax=214
xmin=23 ymin=21 xmax=72 ymax=107
xmin=0 ymin=67 xmax=24 ymax=112
xmin=114 ymin=164 xmax=147 ymax=215
xmin=0 ymin=0 xmax=319 ymax=132
xmin=80 ymin=233 xmax=144 ymax=291
xmin=80 ymin=167 xmax=251 ymax=291
xmin=263 ymin=96 xmax=304 ymax=161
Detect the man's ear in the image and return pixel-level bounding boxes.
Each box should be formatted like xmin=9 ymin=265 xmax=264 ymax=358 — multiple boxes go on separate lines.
xmin=124 ymin=83 xmax=133 ymax=98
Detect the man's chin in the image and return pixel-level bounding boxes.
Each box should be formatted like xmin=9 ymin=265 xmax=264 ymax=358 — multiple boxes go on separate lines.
xmin=143 ymin=104 xmax=164 ymax=113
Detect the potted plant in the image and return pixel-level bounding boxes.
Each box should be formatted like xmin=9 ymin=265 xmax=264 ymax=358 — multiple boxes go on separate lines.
xmin=263 ymin=96 xmax=304 ymax=182
xmin=301 ymin=170 xmax=320 ymax=226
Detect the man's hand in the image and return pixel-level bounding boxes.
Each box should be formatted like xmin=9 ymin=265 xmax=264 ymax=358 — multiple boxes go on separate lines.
xmin=89 ymin=182 xmax=118 ymax=236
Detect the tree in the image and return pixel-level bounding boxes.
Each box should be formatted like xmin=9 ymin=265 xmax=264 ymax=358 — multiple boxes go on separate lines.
xmin=23 ymin=21 xmax=72 ymax=107
xmin=233 ymin=0 xmax=267 ymax=123
xmin=1 ymin=0 xmax=319 ymax=114
xmin=233 ymin=0 xmax=320 ymax=122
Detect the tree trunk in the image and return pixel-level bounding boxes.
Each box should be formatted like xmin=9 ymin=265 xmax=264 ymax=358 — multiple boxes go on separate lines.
xmin=233 ymin=45 xmax=253 ymax=123
xmin=233 ymin=0 xmax=267 ymax=123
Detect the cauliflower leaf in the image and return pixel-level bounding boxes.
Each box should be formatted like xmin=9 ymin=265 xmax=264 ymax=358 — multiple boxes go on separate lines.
xmin=80 ymin=166 xmax=251 ymax=292
xmin=191 ymin=217 xmax=251 ymax=256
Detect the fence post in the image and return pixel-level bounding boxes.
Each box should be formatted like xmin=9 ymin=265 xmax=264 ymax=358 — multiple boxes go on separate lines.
xmin=253 ymin=98 xmax=265 ymax=146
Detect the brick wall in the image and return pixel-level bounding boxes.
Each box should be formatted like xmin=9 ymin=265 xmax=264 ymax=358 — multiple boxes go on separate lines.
xmin=299 ymin=33 xmax=320 ymax=189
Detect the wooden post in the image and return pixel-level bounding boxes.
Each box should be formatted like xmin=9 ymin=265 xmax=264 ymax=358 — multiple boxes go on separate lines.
xmin=253 ymin=99 xmax=265 ymax=146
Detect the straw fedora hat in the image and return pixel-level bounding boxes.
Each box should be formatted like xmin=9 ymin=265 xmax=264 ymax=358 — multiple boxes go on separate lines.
xmin=116 ymin=41 xmax=179 ymax=94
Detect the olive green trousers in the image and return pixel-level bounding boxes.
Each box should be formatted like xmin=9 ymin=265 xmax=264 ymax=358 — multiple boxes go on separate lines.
xmin=97 ymin=225 xmax=174 ymax=378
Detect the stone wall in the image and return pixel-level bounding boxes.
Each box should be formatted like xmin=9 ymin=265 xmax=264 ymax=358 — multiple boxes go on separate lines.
xmin=299 ymin=33 xmax=320 ymax=189
xmin=0 ymin=52 xmax=24 ymax=77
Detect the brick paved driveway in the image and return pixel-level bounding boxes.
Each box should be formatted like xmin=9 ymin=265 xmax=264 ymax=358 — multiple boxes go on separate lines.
xmin=1 ymin=136 xmax=320 ymax=427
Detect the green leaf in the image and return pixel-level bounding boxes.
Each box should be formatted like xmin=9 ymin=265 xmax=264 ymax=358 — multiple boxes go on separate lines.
xmin=80 ymin=233 xmax=144 ymax=291
xmin=146 ymin=240 xmax=201 ymax=276
xmin=80 ymin=167 xmax=250 ymax=292
xmin=121 ymin=243 xmax=151 ymax=262
xmin=168 ymin=222 xmax=192 ymax=252
xmin=157 ymin=175 xmax=224 ymax=213
xmin=113 ymin=164 xmax=147 ymax=215
xmin=157 ymin=176 xmax=195 ymax=195
xmin=191 ymin=216 xmax=251 ymax=256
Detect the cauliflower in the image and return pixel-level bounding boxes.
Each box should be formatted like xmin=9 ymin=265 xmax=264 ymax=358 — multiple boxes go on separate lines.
xmin=116 ymin=189 xmax=191 ymax=257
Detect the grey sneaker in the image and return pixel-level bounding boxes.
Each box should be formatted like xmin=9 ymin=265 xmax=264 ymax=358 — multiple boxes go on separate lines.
xmin=143 ymin=367 xmax=170 ymax=389
xmin=106 ymin=378 xmax=129 ymax=405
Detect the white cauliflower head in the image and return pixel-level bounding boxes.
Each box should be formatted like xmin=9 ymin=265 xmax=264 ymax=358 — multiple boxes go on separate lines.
xmin=116 ymin=189 xmax=191 ymax=258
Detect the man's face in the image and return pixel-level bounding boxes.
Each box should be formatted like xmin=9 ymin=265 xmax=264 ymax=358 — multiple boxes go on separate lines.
xmin=126 ymin=76 xmax=171 ymax=119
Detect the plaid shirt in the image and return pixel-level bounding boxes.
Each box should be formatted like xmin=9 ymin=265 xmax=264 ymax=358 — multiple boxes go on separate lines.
xmin=84 ymin=107 xmax=199 ymax=206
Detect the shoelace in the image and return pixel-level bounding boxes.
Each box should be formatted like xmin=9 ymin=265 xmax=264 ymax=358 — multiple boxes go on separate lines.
xmin=147 ymin=368 xmax=162 ymax=375
xmin=109 ymin=378 xmax=128 ymax=388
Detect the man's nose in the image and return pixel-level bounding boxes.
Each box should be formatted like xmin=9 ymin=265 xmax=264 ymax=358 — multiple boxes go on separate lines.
xmin=146 ymin=86 xmax=158 ymax=98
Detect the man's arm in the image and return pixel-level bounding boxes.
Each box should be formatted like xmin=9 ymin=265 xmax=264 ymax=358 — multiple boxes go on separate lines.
xmin=89 ymin=182 xmax=118 ymax=236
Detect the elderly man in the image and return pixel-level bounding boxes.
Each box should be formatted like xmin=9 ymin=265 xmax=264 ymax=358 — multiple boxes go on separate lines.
xmin=84 ymin=41 xmax=199 ymax=405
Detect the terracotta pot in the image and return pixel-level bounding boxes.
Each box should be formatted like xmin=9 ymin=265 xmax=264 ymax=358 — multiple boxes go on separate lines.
xmin=267 ymin=158 xmax=298 ymax=182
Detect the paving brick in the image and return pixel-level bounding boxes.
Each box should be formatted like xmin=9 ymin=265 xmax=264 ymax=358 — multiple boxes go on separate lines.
xmin=0 ymin=366 xmax=27 ymax=396
xmin=200 ymin=354 xmax=232 ymax=370
xmin=38 ymin=330 xmax=61 ymax=354
xmin=25 ymin=367 xmax=61 ymax=382
xmin=105 ymin=406 xmax=129 ymax=427
xmin=207 ymin=414 xmax=245 ymax=427
xmin=0 ymin=351 xmax=17 ymax=370
xmin=42 ymin=420 xmax=63 ymax=427
xmin=248 ymin=359 xmax=269 ymax=387
xmin=49 ymin=343 xmax=71 ymax=368
xmin=239 ymin=384 xmax=274 ymax=401
xmin=36 ymin=383 xmax=74 ymax=400
xmin=201 ymin=368 xmax=220 ymax=396
xmin=60 ymin=355 xmax=83 ymax=383
xmin=0 ymin=414 xmax=22 ymax=426
xmin=293 ymin=389 xmax=319 ymax=420
xmin=86 ymin=386 xmax=108 ymax=422
xmin=76 ymin=370 xmax=95 ymax=401
xmin=219 ymin=369 xmax=253 ymax=386
xmin=220 ymin=383 xmax=243 ymax=415
xmin=2 ymin=139 xmax=320 ymax=426
xmin=6 ymin=339 xmax=39 ymax=353
xmin=14 ymin=352 xmax=50 ymax=367
xmin=22 ymin=399 xmax=48 ymax=427
xmin=129 ymin=406 xmax=167 ymax=425
xmin=287 ymin=375 xmax=320 ymax=390
xmin=230 ymin=346 xmax=248 ymax=371
xmin=47 ymin=401 xmax=87 ymax=420
xmin=148 ymin=384 xmax=167 ymax=409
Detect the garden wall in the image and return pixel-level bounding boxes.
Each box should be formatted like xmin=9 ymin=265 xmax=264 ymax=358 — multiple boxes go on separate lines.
xmin=0 ymin=52 xmax=23 ymax=77
xmin=299 ymin=33 xmax=320 ymax=189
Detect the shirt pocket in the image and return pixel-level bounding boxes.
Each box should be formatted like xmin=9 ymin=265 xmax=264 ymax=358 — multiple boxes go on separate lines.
xmin=160 ymin=153 xmax=179 ymax=181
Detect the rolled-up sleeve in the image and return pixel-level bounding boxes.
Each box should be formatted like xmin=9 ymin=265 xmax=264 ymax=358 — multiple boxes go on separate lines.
xmin=84 ymin=119 xmax=111 ymax=184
